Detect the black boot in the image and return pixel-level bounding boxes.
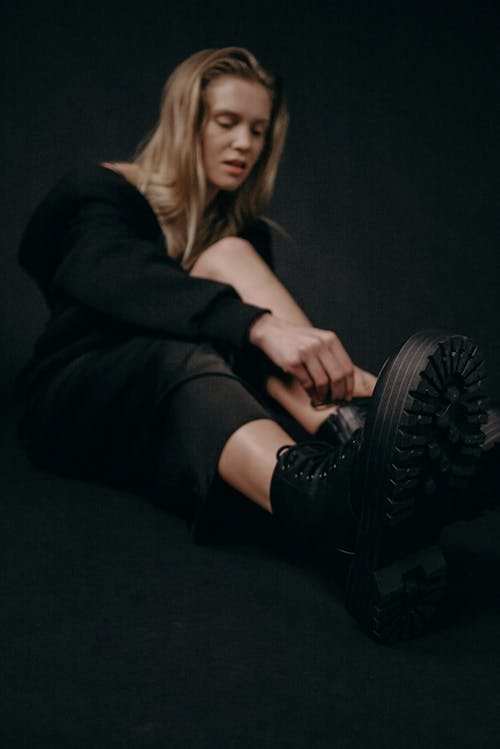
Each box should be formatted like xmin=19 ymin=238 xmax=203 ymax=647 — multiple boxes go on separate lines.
xmin=317 ymin=369 xmax=497 ymax=521
xmin=456 ymin=402 xmax=500 ymax=518
xmin=270 ymin=437 xmax=361 ymax=555
xmin=482 ymin=404 xmax=500 ymax=506
xmin=315 ymin=398 xmax=370 ymax=448
xmin=270 ymin=330 xmax=488 ymax=642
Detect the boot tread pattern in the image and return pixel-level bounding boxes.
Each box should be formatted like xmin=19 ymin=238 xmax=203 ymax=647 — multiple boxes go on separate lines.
xmin=387 ymin=335 xmax=487 ymax=524
xmin=346 ymin=331 xmax=488 ymax=643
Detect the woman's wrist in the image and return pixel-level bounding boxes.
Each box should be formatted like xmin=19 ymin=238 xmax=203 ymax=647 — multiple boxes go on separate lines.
xmin=247 ymin=310 xmax=273 ymax=346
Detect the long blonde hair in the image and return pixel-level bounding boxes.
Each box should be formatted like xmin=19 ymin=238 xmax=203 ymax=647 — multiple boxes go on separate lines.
xmin=133 ymin=47 xmax=289 ymax=270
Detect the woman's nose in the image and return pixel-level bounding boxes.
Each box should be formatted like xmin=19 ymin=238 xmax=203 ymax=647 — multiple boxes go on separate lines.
xmin=232 ymin=125 xmax=252 ymax=150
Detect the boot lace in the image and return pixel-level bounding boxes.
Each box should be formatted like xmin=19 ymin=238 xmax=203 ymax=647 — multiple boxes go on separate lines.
xmin=276 ymin=440 xmax=346 ymax=480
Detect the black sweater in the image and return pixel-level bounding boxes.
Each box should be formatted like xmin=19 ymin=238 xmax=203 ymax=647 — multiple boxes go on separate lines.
xmin=18 ymin=164 xmax=273 ymax=388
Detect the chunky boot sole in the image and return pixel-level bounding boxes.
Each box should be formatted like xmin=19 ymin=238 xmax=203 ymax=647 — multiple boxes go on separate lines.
xmin=457 ymin=404 xmax=500 ymax=518
xmin=345 ymin=330 xmax=487 ymax=642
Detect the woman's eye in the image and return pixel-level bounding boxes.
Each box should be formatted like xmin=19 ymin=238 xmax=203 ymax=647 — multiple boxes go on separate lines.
xmin=217 ymin=120 xmax=233 ymax=129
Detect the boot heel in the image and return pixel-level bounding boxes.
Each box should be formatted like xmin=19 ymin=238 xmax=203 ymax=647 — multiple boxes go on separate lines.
xmin=347 ymin=546 xmax=448 ymax=643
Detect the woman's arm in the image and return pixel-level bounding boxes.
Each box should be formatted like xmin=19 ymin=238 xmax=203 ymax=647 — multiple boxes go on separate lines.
xmin=190 ymin=235 xmax=376 ymax=403
xmin=20 ymin=168 xmax=271 ymax=353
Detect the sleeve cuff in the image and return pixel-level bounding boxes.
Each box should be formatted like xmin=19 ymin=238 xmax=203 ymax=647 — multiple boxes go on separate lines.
xmin=197 ymin=297 xmax=271 ymax=351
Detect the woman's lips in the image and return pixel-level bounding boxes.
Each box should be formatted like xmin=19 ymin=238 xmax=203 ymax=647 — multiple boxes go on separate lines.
xmin=223 ymin=160 xmax=246 ymax=176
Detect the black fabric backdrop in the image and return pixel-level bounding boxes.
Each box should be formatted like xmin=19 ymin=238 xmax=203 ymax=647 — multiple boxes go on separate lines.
xmin=2 ymin=0 xmax=499 ymax=397
xmin=1 ymin=2 xmax=499 ymax=748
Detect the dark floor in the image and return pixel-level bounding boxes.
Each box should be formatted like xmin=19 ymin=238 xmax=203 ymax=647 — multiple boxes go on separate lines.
xmin=1 ymin=404 xmax=500 ymax=749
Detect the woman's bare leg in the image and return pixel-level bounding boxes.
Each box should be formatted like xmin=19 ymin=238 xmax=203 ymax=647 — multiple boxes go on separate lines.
xmin=190 ymin=236 xmax=376 ymax=433
xmin=217 ymin=418 xmax=295 ymax=513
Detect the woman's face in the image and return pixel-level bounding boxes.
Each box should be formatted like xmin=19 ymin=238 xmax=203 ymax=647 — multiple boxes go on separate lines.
xmin=201 ymin=75 xmax=272 ymax=202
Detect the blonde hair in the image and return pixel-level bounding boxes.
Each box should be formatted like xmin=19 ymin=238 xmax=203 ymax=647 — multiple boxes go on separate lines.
xmin=133 ymin=47 xmax=289 ymax=269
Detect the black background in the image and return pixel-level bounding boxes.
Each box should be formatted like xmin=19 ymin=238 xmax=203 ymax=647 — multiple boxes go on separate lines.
xmin=1 ymin=3 xmax=500 ymax=748
xmin=2 ymin=0 xmax=499 ymax=397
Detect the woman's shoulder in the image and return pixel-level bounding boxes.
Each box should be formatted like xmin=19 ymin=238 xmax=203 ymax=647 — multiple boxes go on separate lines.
xmin=52 ymin=161 xmax=140 ymax=201
xmin=23 ymin=162 xmax=152 ymax=237
xmin=100 ymin=161 xmax=140 ymax=188
xmin=18 ymin=162 xmax=158 ymax=286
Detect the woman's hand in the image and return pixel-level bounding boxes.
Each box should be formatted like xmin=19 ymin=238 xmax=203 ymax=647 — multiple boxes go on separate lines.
xmin=352 ymin=366 xmax=377 ymax=398
xmin=249 ymin=313 xmax=357 ymax=403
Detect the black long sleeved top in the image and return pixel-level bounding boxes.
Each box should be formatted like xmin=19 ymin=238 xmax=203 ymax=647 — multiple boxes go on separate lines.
xmin=18 ymin=164 xmax=273 ymax=388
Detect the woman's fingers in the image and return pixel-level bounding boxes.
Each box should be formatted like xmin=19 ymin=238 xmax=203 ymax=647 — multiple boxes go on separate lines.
xmin=353 ymin=366 xmax=378 ymax=397
xmin=290 ymin=362 xmax=317 ymax=398
xmin=248 ymin=315 xmax=358 ymax=403
xmin=285 ymin=354 xmax=332 ymax=403
xmin=316 ymin=333 xmax=354 ymax=402
xmin=345 ymin=368 xmax=355 ymax=401
xmin=287 ymin=331 xmax=355 ymax=404
xmin=302 ymin=356 xmax=333 ymax=404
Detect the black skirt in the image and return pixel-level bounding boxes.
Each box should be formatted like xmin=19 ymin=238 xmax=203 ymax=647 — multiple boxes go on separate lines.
xmin=17 ymin=334 xmax=306 ymax=536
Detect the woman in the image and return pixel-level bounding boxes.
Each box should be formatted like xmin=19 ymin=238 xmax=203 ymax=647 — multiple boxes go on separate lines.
xmin=17 ymin=47 xmax=496 ymax=642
